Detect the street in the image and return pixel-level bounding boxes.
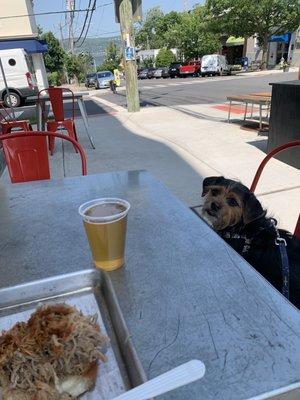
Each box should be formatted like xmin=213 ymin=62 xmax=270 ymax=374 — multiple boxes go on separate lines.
xmin=93 ymin=71 xmax=298 ymax=110
xmin=12 ymin=71 xmax=298 ymax=122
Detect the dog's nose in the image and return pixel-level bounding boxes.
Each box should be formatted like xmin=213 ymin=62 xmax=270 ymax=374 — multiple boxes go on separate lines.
xmin=211 ymin=202 xmax=220 ymax=212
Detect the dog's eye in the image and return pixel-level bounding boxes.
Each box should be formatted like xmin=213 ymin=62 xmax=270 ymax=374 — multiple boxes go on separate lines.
xmin=227 ymin=198 xmax=239 ymax=207
xmin=211 ymin=189 xmax=220 ymax=196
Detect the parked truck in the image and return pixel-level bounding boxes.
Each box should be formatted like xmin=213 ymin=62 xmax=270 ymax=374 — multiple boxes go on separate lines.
xmin=0 ymin=48 xmax=38 ymax=107
xmin=179 ymin=60 xmax=201 ymax=77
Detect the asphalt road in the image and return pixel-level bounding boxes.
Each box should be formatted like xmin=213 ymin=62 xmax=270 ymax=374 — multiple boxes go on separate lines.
xmin=10 ymin=71 xmax=297 ymax=121
xmin=94 ymin=71 xmax=298 ymax=109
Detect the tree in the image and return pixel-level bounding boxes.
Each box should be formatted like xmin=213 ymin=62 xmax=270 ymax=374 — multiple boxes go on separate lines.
xmin=97 ymin=41 xmax=121 ymax=71
xmin=65 ymin=53 xmax=93 ymax=82
xmin=135 ymin=6 xmax=220 ymax=59
xmin=206 ymin=0 xmax=300 ymax=68
xmin=135 ymin=7 xmax=165 ymax=49
xmin=155 ymin=49 xmax=175 ymax=67
xmin=41 ymin=32 xmax=65 ymax=73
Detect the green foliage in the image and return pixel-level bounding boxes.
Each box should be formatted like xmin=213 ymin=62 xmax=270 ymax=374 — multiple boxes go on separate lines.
xmin=65 ymin=53 xmax=93 ymax=82
xmin=139 ymin=57 xmax=155 ymax=68
xmin=155 ymin=49 xmax=175 ymax=67
xmin=47 ymin=71 xmax=62 ymax=86
xmin=41 ymin=32 xmax=65 ymax=73
xmin=206 ymin=0 xmax=300 ymax=67
xmin=135 ymin=6 xmax=220 ymax=59
xmin=97 ymin=41 xmax=121 ymax=72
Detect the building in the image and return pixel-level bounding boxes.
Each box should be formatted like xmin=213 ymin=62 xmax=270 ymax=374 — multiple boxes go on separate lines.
xmin=0 ymin=0 xmax=48 ymax=89
xmin=244 ymin=28 xmax=300 ymax=68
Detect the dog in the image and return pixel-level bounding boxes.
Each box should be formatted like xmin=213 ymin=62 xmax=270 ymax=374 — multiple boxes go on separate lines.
xmin=201 ymin=176 xmax=300 ymax=309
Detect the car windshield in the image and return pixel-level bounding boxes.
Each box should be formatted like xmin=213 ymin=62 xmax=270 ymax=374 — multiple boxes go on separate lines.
xmin=97 ymin=72 xmax=112 ymax=78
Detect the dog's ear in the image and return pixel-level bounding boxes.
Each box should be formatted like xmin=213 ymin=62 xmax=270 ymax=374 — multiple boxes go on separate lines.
xmin=202 ymin=176 xmax=225 ymax=197
xmin=242 ymin=192 xmax=265 ymax=224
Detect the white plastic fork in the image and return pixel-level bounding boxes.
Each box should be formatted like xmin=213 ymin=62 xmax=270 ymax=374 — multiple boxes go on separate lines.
xmin=111 ymin=359 xmax=205 ymax=400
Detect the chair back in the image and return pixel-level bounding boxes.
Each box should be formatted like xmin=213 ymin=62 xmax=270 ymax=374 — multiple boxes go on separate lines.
xmin=250 ymin=140 xmax=300 ymax=238
xmin=1 ymin=133 xmax=50 ymax=183
xmin=38 ymin=87 xmax=75 ymax=122
xmin=0 ymin=131 xmax=87 ymax=183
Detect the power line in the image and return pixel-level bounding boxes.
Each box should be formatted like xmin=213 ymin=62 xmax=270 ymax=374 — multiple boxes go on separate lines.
xmin=77 ymin=0 xmax=97 ymax=47
xmin=75 ymin=0 xmax=92 ymax=44
xmin=0 ymin=3 xmax=112 ymax=20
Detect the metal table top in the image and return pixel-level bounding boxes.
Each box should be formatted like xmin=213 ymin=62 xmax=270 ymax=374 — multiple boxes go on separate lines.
xmin=27 ymin=91 xmax=90 ymax=101
xmin=0 ymin=171 xmax=299 ymax=399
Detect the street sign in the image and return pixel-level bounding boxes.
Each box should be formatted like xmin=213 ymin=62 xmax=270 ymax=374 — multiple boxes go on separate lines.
xmin=114 ymin=0 xmax=142 ymax=23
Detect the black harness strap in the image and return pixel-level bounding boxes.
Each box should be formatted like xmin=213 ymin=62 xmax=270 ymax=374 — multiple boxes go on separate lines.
xmin=222 ymin=219 xmax=290 ymax=300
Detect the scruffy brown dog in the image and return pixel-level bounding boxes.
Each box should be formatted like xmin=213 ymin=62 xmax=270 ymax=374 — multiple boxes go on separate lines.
xmin=201 ymin=176 xmax=300 ymax=309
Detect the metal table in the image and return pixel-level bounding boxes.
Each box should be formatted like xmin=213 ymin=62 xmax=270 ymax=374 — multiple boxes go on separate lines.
xmin=27 ymin=91 xmax=95 ymax=149
xmin=0 ymin=171 xmax=299 ymax=399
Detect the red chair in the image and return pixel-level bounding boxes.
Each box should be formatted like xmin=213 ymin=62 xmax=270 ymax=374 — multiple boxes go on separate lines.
xmin=250 ymin=140 xmax=300 ymax=238
xmin=38 ymin=87 xmax=78 ymax=155
xmin=0 ymin=131 xmax=87 ymax=184
xmin=0 ymin=101 xmax=32 ymax=134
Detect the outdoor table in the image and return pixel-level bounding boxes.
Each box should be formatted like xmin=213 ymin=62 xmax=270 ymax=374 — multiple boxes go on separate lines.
xmin=0 ymin=170 xmax=299 ymax=399
xmin=249 ymin=92 xmax=272 ymax=97
xmin=27 ymin=90 xmax=95 ymax=149
xmin=227 ymin=94 xmax=271 ymax=129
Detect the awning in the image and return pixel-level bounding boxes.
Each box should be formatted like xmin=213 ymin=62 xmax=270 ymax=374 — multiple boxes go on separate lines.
xmin=225 ymin=36 xmax=244 ymax=46
xmin=0 ymin=39 xmax=48 ymax=54
xmin=269 ymin=33 xmax=291 ymax=43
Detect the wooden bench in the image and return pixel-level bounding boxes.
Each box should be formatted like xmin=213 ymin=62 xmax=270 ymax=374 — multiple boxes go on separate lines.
xmin=227 ymin=94 xmax=271 ymax=129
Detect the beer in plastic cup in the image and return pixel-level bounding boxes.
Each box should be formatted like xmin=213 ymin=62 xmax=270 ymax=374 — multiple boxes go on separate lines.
xmin=79 ymin=198 xmax=130 ymax=271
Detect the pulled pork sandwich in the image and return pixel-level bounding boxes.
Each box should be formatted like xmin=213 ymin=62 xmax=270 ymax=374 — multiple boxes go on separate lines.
xmin=0 ymin=304 xmax=108 ymax=400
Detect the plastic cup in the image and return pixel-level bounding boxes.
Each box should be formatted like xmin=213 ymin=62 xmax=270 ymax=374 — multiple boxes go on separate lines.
xmin=79 ymin=198 xmax=130 ymax=271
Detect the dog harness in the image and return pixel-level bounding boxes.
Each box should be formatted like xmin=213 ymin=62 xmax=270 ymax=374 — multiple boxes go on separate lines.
xmin=222 ymin=219 xmax=290 ymax=300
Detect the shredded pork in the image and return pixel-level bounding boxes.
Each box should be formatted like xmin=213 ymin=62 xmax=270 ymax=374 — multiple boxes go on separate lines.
xmin=0 ymin=304 xmax=108 ymax=400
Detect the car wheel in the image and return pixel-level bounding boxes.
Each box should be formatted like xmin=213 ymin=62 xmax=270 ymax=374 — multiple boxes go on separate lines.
xmin=4 ymin=91 xmax=21 ymax=107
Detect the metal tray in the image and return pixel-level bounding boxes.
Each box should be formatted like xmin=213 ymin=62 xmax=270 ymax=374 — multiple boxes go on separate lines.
xmin=0 ymin=269 xmax=146 ymax=399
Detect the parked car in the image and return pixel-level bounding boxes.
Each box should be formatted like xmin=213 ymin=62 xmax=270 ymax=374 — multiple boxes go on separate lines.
xmin=85 ymin=73 xmax=97 ymax=88
xmin=201 ymin=54 xmax=231 ymax=77
xmin=168 ymin=62 xmax=182 ymax=78
xmin=95 ymin=71 xmax=114 ymax=89
xmin=153 ymin=68 xmax=170 ymax=79
xmin=147 ymin=68 xmax=156 ymax=79
xmin=0 ymin=48 xmax=38 ymax=107
xmin=179 ymin=61 xmax=201 ymax=77
xmin=138 ymin=69 xmax=149 ymax=79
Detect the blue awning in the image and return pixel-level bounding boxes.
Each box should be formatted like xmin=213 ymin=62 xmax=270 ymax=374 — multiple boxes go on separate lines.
xmin=269 ymin=33 xmax=291 ymax=43
xmin=0 ymin=39 xmax=48 ymax=54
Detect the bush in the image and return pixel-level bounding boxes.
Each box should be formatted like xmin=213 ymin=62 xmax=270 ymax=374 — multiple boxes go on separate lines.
xmin=155 ymin=49 xmax=175 ymax=67
xmin=47 ymin=71 xmax=61 ymax=86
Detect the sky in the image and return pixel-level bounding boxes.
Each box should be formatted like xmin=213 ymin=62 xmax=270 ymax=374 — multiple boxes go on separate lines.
xmin=34 ymin=0 xmax=202 ymax=39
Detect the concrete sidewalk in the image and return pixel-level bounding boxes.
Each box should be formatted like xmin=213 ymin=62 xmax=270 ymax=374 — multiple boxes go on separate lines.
xmin=1 ymin=99 xmax=299 ymax=232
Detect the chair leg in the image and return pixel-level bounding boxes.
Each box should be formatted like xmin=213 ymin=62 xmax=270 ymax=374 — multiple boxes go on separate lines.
xmin=65 ymin=125 xmax=78 ymax=153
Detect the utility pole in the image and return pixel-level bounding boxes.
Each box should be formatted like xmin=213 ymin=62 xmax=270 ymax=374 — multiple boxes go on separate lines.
xmin=67 ymin=0 xmax=75 ymax=53
xmin=118 ymin=0 xmax=140 ymax=112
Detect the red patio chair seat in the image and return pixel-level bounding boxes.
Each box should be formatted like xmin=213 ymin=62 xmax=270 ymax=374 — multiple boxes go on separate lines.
xmin=250 ymin=140 xmax=300 ymax=238
xmin=0 ymin=131 xmax=87 ymax=183
xmin=0 ymin=101 xmax=32 ymax=135
xmin=38 ymin=87 xmax=78 ymax=155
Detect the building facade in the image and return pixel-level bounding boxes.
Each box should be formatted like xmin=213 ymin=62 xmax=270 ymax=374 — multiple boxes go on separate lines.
xmin=0 ymin=0 xmax=48 ymax=89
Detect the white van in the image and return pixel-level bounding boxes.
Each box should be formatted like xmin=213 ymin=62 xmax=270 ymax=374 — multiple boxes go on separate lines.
xmin=0 ymin=48 xmax=38 ymax=107
xmin=201 ymin=54 xmax=231 ymax=77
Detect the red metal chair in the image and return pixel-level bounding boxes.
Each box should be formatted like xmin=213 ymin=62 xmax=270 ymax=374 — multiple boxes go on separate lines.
xmin=250 ymin=140 xmax=300 ymax=238
xmin=38 ymin=87 xmax=78 ymax=155
xmin=0 ymin=101 xmax=32 ymax=135
xmin=0 ymin=131 xmax=87 ymax=184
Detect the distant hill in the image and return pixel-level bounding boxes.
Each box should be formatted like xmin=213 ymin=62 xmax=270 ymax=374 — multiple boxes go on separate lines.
xmin=63 ymin=36 xmax=121 ymax=65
